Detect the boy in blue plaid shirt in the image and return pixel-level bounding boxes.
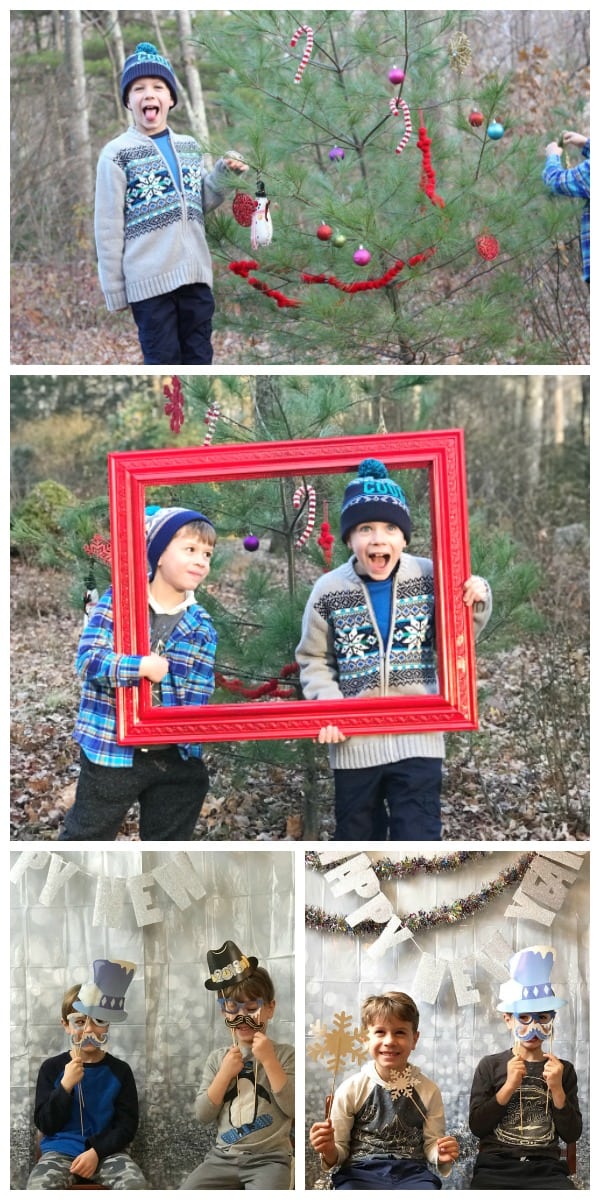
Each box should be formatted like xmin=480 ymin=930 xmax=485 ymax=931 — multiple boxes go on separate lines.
xmin=543 ymin=130 xmax=590 ymax=285
xmin=60 ymin=507 xmax=217 ymax=841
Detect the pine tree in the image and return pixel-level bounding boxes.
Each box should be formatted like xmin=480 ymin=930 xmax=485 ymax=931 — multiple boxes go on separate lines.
xmin=193 ymin=8 xmax=587 ymax=364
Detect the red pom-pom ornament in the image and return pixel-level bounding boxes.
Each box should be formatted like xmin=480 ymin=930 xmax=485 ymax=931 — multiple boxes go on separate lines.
xmin=353 ymin=245 xmax=372 ymax=266
xmin=476 ymin=234 xmax=500 ymax=261
xmin=468 ymin=109 xmax=484 ymax=127
xmin=317 ymin=223 xmax=333 ymax=240
xmin=388 ymin=66 xmax=405 ymax=84
xmin=232 ymin=191 xmax=259 ymax=227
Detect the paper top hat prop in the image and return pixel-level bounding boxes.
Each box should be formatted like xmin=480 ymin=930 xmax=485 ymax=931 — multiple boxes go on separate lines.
xmin=204 ymin=940 xmax=258 ymax=991
xmin=496 ymin=945 xmax=566 ymax=1014
xmin=73 ymin=958 xmax=136 ymax=1023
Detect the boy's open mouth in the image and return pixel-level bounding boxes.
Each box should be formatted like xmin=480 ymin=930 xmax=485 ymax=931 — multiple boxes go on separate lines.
xmin=368 ymin=552 xmax=391 ymax=567
xmin=143 ymin=104 xmax=160 ymax=120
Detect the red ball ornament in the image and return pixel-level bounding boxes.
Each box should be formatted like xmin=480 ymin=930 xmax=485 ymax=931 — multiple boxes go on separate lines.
xmin=243 ymin=534 xmax=260 ymax=551
xmin=353 ymin=245 xmax=372 ymax=266
xmin=469 ymin=109 xmax=484 ymax=127
xmin=476 ymin=234 xmax=500 ymax=261
xmin=232 ymin=191 xmax=258 ymax=227
xmin=317 ymin=223 xmax=333 ymax=240
xmin=388 ymin=66 xmax=405 ymax=85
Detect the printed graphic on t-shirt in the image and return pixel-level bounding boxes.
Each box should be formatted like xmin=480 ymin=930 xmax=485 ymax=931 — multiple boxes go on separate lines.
xmin=496 ymin=1074 xmax=554 ymax=1147
xmin=350 ymin=1083 xmax=427 ymax=1162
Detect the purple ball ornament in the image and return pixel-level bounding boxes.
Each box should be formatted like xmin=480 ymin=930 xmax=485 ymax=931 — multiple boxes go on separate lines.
xmin=243 ymin=534 xmax=260 ymax=552
xmin=487 ymin=119 xmax=505 ymax=140
xmin=329 ymin=146 xmax=345 ymax=161
xmin=388 ymin=66 xmax=405 ymax=85
xmin=353 ymin=245 xmax=372 ymax=266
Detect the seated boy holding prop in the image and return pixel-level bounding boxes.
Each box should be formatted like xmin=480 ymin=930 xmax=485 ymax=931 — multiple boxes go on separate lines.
xmin=180 ymin=940 xmax=295 ymax=1190
xmin=309 ymin=991 xmax=459 ymax=1190
xmin=469 ymin=945 xmax=582 ymax=1190
xmin=28 ymin=959 xmax=146 ymax=1189
xmin=61 ymin=506 xmax=217 ymax=841
xmin=296 ymin=458 xmax=492 ymax=841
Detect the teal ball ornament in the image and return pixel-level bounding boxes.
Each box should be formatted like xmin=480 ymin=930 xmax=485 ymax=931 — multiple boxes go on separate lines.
xmin=487 ymin=119 xmax=504 ymax=140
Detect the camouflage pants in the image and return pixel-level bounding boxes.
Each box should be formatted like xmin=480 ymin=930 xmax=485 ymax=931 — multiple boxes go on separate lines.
xmin=27 ymin=1150 xmax=147 ymax=1189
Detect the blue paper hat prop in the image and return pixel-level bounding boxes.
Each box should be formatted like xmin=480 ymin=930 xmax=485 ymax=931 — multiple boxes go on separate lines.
xmin=73 ymin=959 xmax=136 ymax=1024
xmin=204 ymin=940 xmax=258 ymax=991
xmin=496 ymin=945 xmax=566 ymax=1014
xmin=340 ymin=459 xmax=412 ymax=544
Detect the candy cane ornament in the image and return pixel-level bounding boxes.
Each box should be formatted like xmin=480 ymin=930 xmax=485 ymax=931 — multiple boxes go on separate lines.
xmin=203 ymin=401 xmax=220 ymax=446
xmin=389 ymin=97 xmax=412 ymax=155
xmin=290 ymin=25 xmax=314 ymax=83
xmin=292 ymin=484 xmax=317 ymax=547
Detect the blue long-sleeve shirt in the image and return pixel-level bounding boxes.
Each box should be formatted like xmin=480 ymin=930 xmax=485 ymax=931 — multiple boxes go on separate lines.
xmin=543 ymin=139 xmax=590 ymax=281
xmin=73 ymin=586 xmax=216 ymax=766
xmin=35 ymin=1052 xmax=138 ymax=1160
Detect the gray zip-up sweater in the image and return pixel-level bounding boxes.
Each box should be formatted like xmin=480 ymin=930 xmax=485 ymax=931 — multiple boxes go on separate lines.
xmin=296 ymin=554 xmax=491 ymax=770
xmin=95 ymin=125 xmax=230 ymax=311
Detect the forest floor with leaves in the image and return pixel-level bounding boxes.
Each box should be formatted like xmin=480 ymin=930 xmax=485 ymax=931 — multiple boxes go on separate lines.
xmin=11 ymin=257 xmax=590 ymax=366
xmin=10 ymin=558 xmax=589 ymax=843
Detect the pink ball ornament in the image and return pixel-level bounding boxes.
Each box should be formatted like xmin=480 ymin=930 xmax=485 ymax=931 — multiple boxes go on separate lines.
xmin=353 ymin=245 xmax=371 ymax=266
xmin=243 ymin=535 xmax=260 ymax=552
xmin=329 ymin=146 xmax=345 ymax=161
xmin=388 ymin=66 xmax=405 ymax=85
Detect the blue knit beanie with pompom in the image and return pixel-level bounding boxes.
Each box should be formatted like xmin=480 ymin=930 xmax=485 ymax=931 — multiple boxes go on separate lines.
xmin=121 ymin=42 xmax=178 ymax=106
xmin=340 ymin=458 xmax=411 ymax=543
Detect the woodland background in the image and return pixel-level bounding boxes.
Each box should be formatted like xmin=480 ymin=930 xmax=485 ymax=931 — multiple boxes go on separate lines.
xmin=10 ymin=7 xmax=590 ymax=365
xmin=10 ymin=373 xmax=589 ymax=842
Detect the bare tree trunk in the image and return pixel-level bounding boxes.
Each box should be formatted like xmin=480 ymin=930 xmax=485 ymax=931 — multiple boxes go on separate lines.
xmin=62 ymin=10 xmax=94 ymax=249
xmin=522 ymin=375 xmax=545 ymax=489
xmin=176 ymin=9 xmax=212 ymax=160
xmin=104 ymin=10 xmax=126 ymax=121
xmin=553 ymin=377 xmax=565 ymax=446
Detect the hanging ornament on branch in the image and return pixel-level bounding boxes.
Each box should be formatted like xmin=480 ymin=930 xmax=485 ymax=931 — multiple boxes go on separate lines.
xmin=232 ymin=190 xmax=258 ymax=227
xmin=389 ymin=96 xmax=412 ymax=156
xmin=292 ymin=484 xmax=317 ymax=548
xmin=163 ymin=375 xmax=185 ymax=434
xmin=83 ymin=533 xmax=112 ymax=567
xmin=302 ymin=247 xmax=436 ymax=293
xmin=476 ymin=233 xmax=500 ymax=261
xmin=290 ymin=24 xmax=314 ymax=83
xmin=487 ymin=119 xmax=505 ymax=140
xmin=251 ymin=179 xmax=273 ymax=248
xmin=317 ymin=501 xmax=335 ymax=569
xmin=388 ymin=65 xmax=405 ymax=85
xmin=243 ymin=534 xmax=260 ymax=552
xmin=448 ymin=32 xmax=473 ymax=74
xmin=203 ymin=401 xmax=220 ymax=446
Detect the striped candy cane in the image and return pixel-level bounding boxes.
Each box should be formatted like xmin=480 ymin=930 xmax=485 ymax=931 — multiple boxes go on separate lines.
xmin=292 ymin=484 xmax=317 ymax=547
xmin=290 ymin=25 xmax=314 ymax=83
xmin=389 ymin=96 xmax=412 ymax=155
xmin=203 ymin=401 xmax=220 ymax=446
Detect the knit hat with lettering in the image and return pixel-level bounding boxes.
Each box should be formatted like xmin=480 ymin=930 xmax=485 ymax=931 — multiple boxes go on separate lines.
xmin=340 ymin=459 xmax=412 ymax=544
xmin=121 ymin=41 xmax=178 ymax=107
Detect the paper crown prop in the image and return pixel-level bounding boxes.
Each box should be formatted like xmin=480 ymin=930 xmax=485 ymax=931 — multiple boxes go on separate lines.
xmin=72 ymin=958 xmax=136 ymax=1023
xmin=496 ymin=945 xmax=566 ymax=1014
xmin=204 ymin=940 xmax=258 ymax=991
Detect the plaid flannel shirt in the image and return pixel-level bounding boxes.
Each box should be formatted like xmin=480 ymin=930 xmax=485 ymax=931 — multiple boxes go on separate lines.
xmin=542 ymin=139 xmax=590 ymax=282
xmin=73 ymin=587 xmax=217 ymax=767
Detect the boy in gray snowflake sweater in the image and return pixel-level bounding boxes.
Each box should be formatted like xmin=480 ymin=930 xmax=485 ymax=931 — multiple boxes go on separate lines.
xmin=295 ymin=457 xmax=492 ymax=840
xmin=309 ymin=991 xmax=459 ymax=1189
xmin=95 ymin=41 xmax=248 ymax=364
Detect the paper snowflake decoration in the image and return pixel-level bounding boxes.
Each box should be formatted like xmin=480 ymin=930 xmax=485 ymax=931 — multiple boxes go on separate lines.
xmin=307 ymin=1011 xmax=368 ymax=1073
xmin=385 ymin=1065 xmax=428 ymax=1118
xmin=448 ymin=32 xmax=473 ymax=74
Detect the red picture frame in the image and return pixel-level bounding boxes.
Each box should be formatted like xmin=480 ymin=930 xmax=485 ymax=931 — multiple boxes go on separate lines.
xmin=108 ymin=431 xmax=478 ymax=745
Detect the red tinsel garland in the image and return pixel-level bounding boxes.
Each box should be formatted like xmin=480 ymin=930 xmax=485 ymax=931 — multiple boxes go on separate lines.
xmin=301 ymin=247 xmax=436 ymax=293
xmin=417 ymin=112 xmax=445 ymax=208
xmin=228 ymin=260 xmax=300 ymax=308
xmin=216 ymin=661 xmax=299 ymax=700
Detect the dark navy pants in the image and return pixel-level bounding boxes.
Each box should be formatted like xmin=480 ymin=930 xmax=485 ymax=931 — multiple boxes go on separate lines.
xmin=333 ymin=757 xmax=443 ymax=841
xmin=131 ymin=282 xmax=215 ymax=364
